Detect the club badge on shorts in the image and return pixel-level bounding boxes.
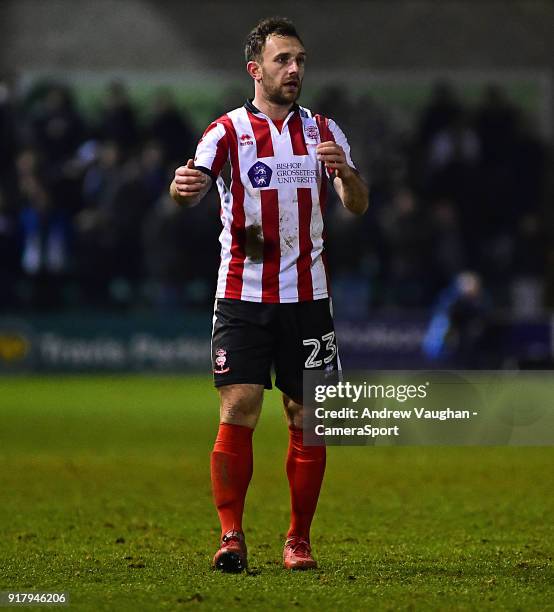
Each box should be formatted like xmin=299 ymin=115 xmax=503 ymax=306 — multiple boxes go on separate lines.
xmin=214 ymin=348 xmax=230 ymax=374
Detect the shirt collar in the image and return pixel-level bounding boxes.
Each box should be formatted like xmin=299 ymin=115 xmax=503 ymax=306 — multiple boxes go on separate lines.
xmin=244 ymin=99 xmax=300 ymax=117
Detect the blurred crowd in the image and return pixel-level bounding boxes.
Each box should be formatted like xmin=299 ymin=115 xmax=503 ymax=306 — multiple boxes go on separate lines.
xmin=0 ymin=76 xmax=551 ymax=316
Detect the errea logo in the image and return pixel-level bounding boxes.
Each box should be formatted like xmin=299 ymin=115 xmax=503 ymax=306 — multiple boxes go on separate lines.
xmin=240 ymin=133 xmax=254 ymax=146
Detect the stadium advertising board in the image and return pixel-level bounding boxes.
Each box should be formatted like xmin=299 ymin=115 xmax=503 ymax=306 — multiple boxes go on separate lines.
xmin=0 ymin=315 xmax=551 ymax=373
xmin=0 ymin=315 xmax=211 ymax=372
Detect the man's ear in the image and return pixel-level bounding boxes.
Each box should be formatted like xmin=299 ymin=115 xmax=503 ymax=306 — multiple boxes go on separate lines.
xmin=246 ymin=60 xmax=262 ymax=82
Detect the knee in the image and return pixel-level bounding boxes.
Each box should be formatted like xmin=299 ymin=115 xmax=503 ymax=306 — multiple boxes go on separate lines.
xmin=220 ymin=384 xmax=263 ymax=428
xmin=283 ymin=394 xmax=304 ymax=428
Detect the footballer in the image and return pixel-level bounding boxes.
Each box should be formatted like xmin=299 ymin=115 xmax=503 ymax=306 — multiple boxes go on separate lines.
xmin=170 ymin=16 xmax=368 ymax=572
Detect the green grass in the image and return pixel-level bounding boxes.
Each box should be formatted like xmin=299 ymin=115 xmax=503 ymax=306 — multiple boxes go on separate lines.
xmin=0 ymin=376 xmax=552 ymax=611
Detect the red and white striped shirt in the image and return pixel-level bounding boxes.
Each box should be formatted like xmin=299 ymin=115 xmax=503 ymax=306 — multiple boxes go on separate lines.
xmin=194 ymin=100 xmax=355 ymax=303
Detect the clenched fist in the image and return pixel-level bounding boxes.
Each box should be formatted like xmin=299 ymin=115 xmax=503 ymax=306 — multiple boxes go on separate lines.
xmin=172 ymin=159 xmax=209 ymax=197
xmin=316 ymin=141 xmax=352 ymax=179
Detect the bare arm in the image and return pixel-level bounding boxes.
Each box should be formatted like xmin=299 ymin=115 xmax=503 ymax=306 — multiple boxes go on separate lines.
xmin=169 ymin=158 xmax=212 ymax=207
xmin=332 ymin=169 xmax=369 ymax=215
xmin=316 ymin=141 xmax=369 ymax=215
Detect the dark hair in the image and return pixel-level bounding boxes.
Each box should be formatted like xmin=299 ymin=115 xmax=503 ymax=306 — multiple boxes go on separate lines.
xmin=244 ymin=17 xmax=303 ymax=62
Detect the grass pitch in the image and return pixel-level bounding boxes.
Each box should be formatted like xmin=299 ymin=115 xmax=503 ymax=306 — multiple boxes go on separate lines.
xmin=0 ymin=376 xmax=552 ymax=611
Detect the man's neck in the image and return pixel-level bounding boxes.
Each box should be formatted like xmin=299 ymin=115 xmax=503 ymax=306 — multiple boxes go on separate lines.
xmin=251 ymin=95 xmax=294 ymax=121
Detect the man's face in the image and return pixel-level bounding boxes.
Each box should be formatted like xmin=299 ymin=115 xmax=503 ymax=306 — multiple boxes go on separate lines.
xmin=254 ymin=35 xmax=306 ymax=105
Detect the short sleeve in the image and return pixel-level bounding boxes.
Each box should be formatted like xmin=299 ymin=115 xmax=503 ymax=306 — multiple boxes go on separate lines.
xmin=328 ymin=119 xmax=356 ymax=170
xmin=194 ymin=121 xmax=229 ymax=180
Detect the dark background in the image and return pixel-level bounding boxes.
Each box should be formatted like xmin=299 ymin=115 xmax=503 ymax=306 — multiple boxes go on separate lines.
xmin=0 ymin=0 xmax=552 ymax=369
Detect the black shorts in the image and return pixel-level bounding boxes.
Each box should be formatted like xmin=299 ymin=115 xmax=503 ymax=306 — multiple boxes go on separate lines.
xmin=211 ymin=297 xmax=340 ymax=403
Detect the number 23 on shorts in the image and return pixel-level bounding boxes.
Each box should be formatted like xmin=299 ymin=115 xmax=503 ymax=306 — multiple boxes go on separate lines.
xmin=303 ymin=332 xmax=337 ymax=369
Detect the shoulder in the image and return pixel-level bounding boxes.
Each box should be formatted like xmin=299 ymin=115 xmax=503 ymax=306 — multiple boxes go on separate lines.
xmin=312 ymin=115 xmax=349 ymax=143
xmin=311 ymin=112 xmax=340 ymax=131
xmin=219 ymin=106 xmax=247 ymax=124
xmin=200 ymin=110 xmax=239 ymax=143
xmin=309 ymin=111 xmax=337 ymax=131
xmin=203 ymin=112 xmax=230 ymax=132
xmin=203 ymin=106 xmax=251 ymax=136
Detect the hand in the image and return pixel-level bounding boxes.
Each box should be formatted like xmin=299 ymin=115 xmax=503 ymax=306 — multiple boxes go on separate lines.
xmin=316 ymin=141 xmax=352 ymax=179
xmin=172 ymin=159 xmax=208 ymax=197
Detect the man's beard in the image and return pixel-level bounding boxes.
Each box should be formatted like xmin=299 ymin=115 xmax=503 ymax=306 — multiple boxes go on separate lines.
xmin=262 ymin=76 xmax=302 ymax=106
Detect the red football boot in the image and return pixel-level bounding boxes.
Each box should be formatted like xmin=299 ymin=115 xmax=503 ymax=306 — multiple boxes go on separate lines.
xmin=212 ymin=530 xmax=247 ymax=573
xmin=283 ymin=536 xmax=317 ymax=570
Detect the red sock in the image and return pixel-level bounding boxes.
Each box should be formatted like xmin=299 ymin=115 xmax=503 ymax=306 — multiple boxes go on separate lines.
xmin=286 ymin=425 xmax=326 ymax=541
xmin=210 ymin=422 xmax=253 ymax=537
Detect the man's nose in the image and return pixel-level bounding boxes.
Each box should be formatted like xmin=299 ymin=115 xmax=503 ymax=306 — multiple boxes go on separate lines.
xmin=288 ymin=60 xmax=300 ymax=73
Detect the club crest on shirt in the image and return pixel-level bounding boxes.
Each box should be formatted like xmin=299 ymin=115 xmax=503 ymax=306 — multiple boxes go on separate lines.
xmin=247 ymin=161 xmax=273 ymax=188
xmin=304 ymin=124 xmax=320 ymax=144
xmin=214 ymin=348 xmax=230 ymax=374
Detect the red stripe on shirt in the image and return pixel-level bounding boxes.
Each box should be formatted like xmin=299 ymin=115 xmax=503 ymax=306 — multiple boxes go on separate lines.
xmin=248 ymin=113 xmax=274 ymax=158
xmin=314 ymin=115 xmax=332 ymax=213
xmin=297 ymin=188 xmax=314 ymax=301
xmin=315 ymin=115 xmax=332 ymax=295
xmin=320 ymin=191 xmax=331 ymax=297
xmin=315 ymin=114 xmax=335 ymax=179
xmin=288 ymin=112 xmax=308 ymax=155
xmin=197 ymin=119 xmax=229 ymax=177
xmin=273 ymin=118 xmax=285 ymax=133
xmin=219 ymin=115 xmax=246 ymax=299
xmin=211 ymin=130 xmax=229 ymax=177
xmin=261 ymin=189 xmax=280 ymax=302
xmin=314 ymin=114 xmax=333 ymax=143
